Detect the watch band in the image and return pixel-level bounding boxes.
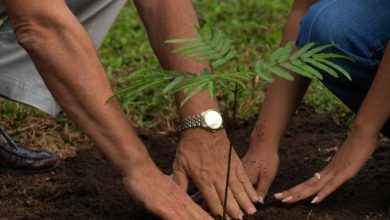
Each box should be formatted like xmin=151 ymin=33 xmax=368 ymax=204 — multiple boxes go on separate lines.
xmin=181 ymin=113 xmax=204 ymax=131
xmin=180 ymin=110 xmax=223 ymax=132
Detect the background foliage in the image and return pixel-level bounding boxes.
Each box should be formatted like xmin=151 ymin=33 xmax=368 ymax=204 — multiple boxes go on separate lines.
xmin=0 ymin=0 xmax=351 ymax=129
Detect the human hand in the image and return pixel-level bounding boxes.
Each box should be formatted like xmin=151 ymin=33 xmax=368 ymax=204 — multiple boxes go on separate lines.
xmin=172 ymin=128 xmax=258 ymax=219
xmin=242 ymin=145 xmax=280 ymax=204
xmin=274 ymin=127 xmax=378 ymax=204
xmin=123 ymin=157 xmax=213 ymax=220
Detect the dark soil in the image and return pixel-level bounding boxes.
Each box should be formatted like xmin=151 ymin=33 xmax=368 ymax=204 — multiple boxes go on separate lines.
xmin=0 ymin=110 xmax=389 ymax=220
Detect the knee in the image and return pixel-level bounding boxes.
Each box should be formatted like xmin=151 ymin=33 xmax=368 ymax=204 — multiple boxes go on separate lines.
xmin=297 ymin=3 xmax=356 ymax=50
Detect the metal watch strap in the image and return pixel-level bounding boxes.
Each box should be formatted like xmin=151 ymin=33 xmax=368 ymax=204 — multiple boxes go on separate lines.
xmin=181 ymin=113 xmax=204 ymax=131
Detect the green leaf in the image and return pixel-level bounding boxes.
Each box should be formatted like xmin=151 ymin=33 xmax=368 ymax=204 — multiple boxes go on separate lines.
xmin=180 ymin=83 xmax=209 ymax=107
xmin=280 ymin=63 xmax=315 ymax=79
xmin=255 ymin=61 xmax=273 ymax=82
xmin=312 ymin=53 xmax=355 ymax=62
xmin=212 ymin=59 xmax=227 ymax=68
xmin=165 ymin=25 xmax=237 ymax=68
xmin=317 ymin=58 xmax=352 ymax=80
xmin=304 ymin=58 xmax=339 ymax=78
xmin=208 ymin=81 xmax=215 ymax=100
xmin=258 ymin=71 xmax=274 ymax=83
xmin=197 ymin=25 xmax=212 ymax=42
xmin=290 ymin=42 xmax=316 ymax=60
xmin=225 ymin=50 xmax=237 ymax=61
xmin=172 ymin=42 xmax=205 ymax=54
xmin=269 ymin=66 xmax=294 ymax=81
xmin=301 ymin=44 xmax=335 ymax=59
xmin=219 ymin=39 xmax=232 ymax=56
xmin=162 ymin=75 xmax=185 ymax=93
xmin=165 ymin=38 xmax=199 ymax=44
xmin=277 ymin=41 xmax=294 ymax=63
xmin=269 ymin=47 xmax=284 ymax=63
xmin=299 ymin=64 xmax=323 ymax=80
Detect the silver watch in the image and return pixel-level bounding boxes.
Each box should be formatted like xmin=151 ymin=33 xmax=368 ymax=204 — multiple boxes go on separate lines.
xmin=181 ymin=109 xmax=223 ymax=133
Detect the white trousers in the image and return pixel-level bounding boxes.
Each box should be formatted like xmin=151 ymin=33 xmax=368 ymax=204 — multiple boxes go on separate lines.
xmin=0 ymin=0 xmax=127 ymax=116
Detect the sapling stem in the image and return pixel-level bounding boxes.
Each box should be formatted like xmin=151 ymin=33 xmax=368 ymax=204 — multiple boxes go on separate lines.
xmin=222 ymin=82 xmax=239 ymax=219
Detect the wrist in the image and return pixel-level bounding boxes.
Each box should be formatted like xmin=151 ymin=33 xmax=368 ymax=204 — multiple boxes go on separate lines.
xmin=116 ymin=143 xmax=154 ymax=178
xmin=181 ymin=126 xmax=228 ymax=140
xmin=249 ymin=131 xmax=279 ymax=153
xmin=350 ymin=119 xmax=381 ymax=141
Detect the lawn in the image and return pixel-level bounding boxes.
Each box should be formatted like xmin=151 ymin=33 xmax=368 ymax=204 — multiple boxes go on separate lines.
xmin=1 ymin=1 xmax=388 ymax=220
xmin=1 ymin=0 xmax=349 ymax=128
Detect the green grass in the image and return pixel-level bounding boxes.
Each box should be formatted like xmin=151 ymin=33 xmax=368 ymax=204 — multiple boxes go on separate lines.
xmin=0 ymin=0 xmax=351 ymax=128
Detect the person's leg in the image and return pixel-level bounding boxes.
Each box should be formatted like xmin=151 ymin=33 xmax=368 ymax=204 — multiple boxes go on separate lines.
xmin=0 ymin=0 xmax=126 ymax=115
xmin=297 ymin=0 xmax=390 ymax=137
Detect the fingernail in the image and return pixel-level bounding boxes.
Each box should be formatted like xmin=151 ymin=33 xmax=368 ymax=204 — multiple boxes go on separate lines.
xmin=248 ymin=206 xmax=257 ymax=215
xmin=274 ymin=193 xmax=283 ymax=199
xmin=237 ymin=212 xmax=244 ymax=220
xmin=258 ymin=196 xmax=264 ymax=204
xmin=282 ymin=196 xmax=293 ymax=203
xmin=252 ymin=195 xmax=259 ymax=203
xmin=311 ymin=196 xmax=319 ymax=204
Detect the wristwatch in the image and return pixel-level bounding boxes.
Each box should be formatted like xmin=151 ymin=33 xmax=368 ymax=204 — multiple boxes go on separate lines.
xmin=181 ymin=109 xmax=223 ymax=133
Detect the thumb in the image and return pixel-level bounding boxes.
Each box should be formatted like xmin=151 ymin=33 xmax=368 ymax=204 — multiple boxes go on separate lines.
xmin=172 ymin=164 xmax=189 ymax=192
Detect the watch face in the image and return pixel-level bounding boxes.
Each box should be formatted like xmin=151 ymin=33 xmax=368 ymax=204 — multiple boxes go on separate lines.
xmin=203 ymin=110 xmax=223 ymax=129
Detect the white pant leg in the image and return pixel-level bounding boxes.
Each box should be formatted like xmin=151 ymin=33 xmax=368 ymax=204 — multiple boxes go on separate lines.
xmin=0 ymin=0 xmax=127 ymax=116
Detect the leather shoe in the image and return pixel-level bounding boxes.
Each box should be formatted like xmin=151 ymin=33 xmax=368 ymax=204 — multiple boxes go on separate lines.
xmin=0 ymin=125 xmax=57 ymax=175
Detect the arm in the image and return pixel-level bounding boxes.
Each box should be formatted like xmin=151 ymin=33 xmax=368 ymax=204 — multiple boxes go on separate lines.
xmin=134 ymin=1 xmax=258 ymax=218
xmin=2 ymin=1 xmax=211 ymax=219
xmin=242 ymin=0 xmax=317 ymax=202
xmin=276 ymin=43 xmax=390 ymax=204
xmin=352 ymin=43 xmax=390 ymax=141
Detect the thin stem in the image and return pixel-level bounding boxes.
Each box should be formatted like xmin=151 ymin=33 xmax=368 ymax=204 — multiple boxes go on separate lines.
xmin=222 ymin=82 xmax=239 ymax=219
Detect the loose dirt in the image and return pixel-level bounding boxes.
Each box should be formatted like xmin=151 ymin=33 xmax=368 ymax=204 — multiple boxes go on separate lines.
xmin=0 ymin=109 xmax=389 ymax=219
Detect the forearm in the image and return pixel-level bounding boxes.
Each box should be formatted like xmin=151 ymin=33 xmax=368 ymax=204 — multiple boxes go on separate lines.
xmin=352 ymin=43 xmax=390 ymax=138
xmin=134 ymin=0 xmax=218 ymax=118
xmin=4 ymin=0 xmax=149 ymax=177
xmin=250 ymin=0 xmax=316 ymax=148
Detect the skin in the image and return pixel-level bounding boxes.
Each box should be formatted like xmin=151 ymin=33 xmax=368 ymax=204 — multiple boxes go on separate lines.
xmin=135 ymin=1 xmax=258 ymax=218
xmin=2 ymin=0 xmax=256 ymax=219
xmin=242 ymin=0 xmax=314 ymax=203
xmin=243 ymin=0 xmax=390 ymax=205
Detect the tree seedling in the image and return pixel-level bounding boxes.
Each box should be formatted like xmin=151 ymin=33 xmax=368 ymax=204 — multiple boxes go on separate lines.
xmin=115 ymin=25 xmax=352 ymax=219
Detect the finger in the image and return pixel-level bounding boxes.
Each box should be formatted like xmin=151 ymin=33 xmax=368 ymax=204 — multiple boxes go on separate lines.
xmin=171 ymin=188 xmax=212 ymax=220
xmin=312 ymin=174 xmax=346 ymax=204
xmin=153 ymin=205 xmax=181 ymax=220
xmin=229 ymin=173 xmax=257 ymax=215
xmin=236 ymin=165 xmax=259 ymax=203
xmin=215 ymin=181 xmax=244 ymax=219
xmin=173 ymin=204 xmax=192 ymax=220
xmin=183 ymin=197 xmax=214 ymax=220
xmin=285 ymin=179 xmax=326 ymax=203
xmin=274 ymin=171 xmax=332 ymax=202
xmin=199 ymin=185 xmax=224 ymax=217
xmin=155 ymin=190 xmax=192 ymax=220
xmin=172 ymin=164 xmax=189 ymax=192
xmin=255 ymin=173 xmax=274 ymax=204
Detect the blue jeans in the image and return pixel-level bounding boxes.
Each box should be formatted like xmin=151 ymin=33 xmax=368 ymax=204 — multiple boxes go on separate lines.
xmin=297 ymin=0 xmax=390 ymax=137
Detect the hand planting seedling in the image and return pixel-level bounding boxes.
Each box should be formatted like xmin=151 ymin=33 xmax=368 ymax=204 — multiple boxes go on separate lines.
xmin=115 ymin=25 xmax=352 ymax=219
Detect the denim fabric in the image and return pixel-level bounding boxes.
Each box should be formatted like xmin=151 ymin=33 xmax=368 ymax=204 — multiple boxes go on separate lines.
xmin=297 ymin=0 xmax=390 ymax=137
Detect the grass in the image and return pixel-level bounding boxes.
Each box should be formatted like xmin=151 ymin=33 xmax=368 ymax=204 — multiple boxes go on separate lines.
xmin=0 ymin=0 xmax=351 ymax=129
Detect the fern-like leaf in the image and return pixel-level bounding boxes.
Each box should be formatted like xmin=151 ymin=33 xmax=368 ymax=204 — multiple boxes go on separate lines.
xmin=166 ymin=25 xmax=237 ymax=68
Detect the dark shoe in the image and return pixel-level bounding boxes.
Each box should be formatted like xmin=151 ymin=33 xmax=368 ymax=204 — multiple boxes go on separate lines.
xmin=0 ymin=125 xmax=57 ymax=175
